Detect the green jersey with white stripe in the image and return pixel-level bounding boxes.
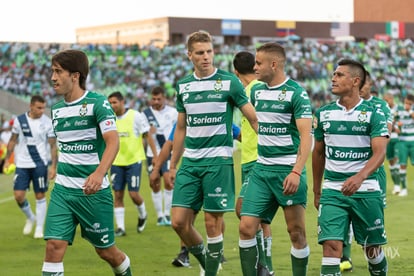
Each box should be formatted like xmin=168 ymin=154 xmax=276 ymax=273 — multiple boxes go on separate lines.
xmin=175 ymin=69 xmax=249 ymax=166
xmin=51 ymin=91 xmax=117 ymax=189
xmin=250 ymin=78 xmax=312 ymax=169
xmin=314 ymin=99 xmax=389 ymax=192
xmin=395 ymin=107 xmax=414 ymax=142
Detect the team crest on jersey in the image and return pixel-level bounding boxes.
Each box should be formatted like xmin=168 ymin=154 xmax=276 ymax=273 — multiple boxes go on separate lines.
xmin=358 ymin=110 xmax=368 ymax=124
xmin=214 ymin=79 xmax=223 ymax=92
xmin=79 ymin=102 xmax=88 ymax=117
xmin=278 ymin=89 xmax=287 ymax=101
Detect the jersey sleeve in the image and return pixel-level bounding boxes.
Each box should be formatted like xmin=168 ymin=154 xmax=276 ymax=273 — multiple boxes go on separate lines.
xmin=231 ymin=77 xmax=249 ymax=108
xmin=135 ymin=111 xmax=150 ymax=135
xmin=292 ymin=88 xmax=313 ymax=119
xmin=95 ymin=97 xmax=117 ymax=134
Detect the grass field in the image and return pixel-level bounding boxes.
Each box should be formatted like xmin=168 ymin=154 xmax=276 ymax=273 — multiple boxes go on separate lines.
xmin=1 ymin=150 xmax=414 ymax=275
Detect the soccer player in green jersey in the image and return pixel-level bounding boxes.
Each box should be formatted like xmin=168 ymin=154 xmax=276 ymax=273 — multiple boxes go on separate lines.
xmin=169 ymin=30 xmax=258 ymax=276
xmin=239 ymin=42 xmax=313 ymax=276
xmin=394 ymin=93 xmax=414 ymax=196
xmin=42 ymin=50 xmax=132 ymax=276
xmin=313 ymin=58 xmax=389 ymax=276
xmin=233 ymin=50 xmax=274 ymax=276
xmin=336 ymin=70 xmax=394 ymax=272
xmin=383 ymin=93 xmax=403 ymax=194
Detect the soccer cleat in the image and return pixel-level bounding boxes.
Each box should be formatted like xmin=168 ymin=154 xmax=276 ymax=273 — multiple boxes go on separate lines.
xmin=257 ymin=263 xmax=273 ymax=276
xmin=399 ymin=189 xmax=408 ymax=197
xmin=114 ymin=228 xmax=126 ymax=237
xmin=34 ymin=229 xmax=44 ymax=239
xmin=340 ymin=257 xmax=353 ymax=272
xmin=172 ymin=248 xmax=190 ymax=267
xmin=220 ymin=255 xmax=227 ymax=263
xmin=164 ymin=215 xmax=172 ymax=226
xmin=157 ymin=216 xmax=167 ymax=226
xmin=137 ymin=215 xmax=147 ymax=233
xmin=23 ymin=219 xmax=35 ymax=235
xmin=392 ymin=185 xmax=401 ymax=195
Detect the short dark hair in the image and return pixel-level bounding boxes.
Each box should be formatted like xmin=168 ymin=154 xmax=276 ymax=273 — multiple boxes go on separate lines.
xmin=108 ymin=91 xmax=124 ymax=101
xmin=151 ymin=86 xmax=166 ymax=96
xmin=51 ymin=49 xmax=89 ymax=90
xmin=233 ymin=51 xmax=255 ymax=74
xmin=337 ymin=58 xmax=366 ymax=90
xmin=30 ymin=95 xmax=45 ymax=104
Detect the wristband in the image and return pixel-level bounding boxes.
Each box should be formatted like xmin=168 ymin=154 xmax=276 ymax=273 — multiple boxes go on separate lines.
xmin=291 ymin=170 xmax=301 ymax=177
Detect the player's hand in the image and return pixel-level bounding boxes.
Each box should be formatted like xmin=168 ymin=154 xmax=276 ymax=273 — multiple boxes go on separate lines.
xmin=150 ymin=167 xmax=161 ymax=191
xmin=313 ymin=192 xmax=321 ymax=210
xmin=169 ymin=168 xmax=177 ymax=186
xmin=341 ymin=175 xmax=363 ymax=196
xmin=82 ymin=172 xmax=103 ymax=195
xmin=48 ymin=166 xmax=56 ymax=180
xmin=282 ymin=172 xmax=300 ymax=195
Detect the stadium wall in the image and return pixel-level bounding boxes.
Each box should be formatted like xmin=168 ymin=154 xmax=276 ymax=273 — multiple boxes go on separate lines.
xmin=0 ymin=90 xmax=50 ymax=117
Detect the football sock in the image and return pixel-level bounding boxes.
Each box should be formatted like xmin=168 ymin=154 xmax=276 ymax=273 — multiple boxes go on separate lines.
xmin=151 ymin=191 xmax=163 ymax=218
xmin=137 ymin=202 xmax=147 ymax=218
xmin=19 ymin=199 xmax=35 ymax=221
xmin=390 ymin=164 xmax=400 ymax=185
xmin=368 ymin=250 xmax=387 ymax=276
xmin=42 ymin=262 xmax=64 ymax=275
xmin=163 ymin=189 xmax=173 ymax=216
xmin=206 ymin=234 xmax=223 ymax=275
xmin=264 ymin=236 xmax=273 ymax=272
xmin=35 ymin=198 xmax=47 ymax=232
xmin=256 ymin=229 xmax=267 ymax=268
xmin=114 ymin=207 xmax=125 ymax=230
xmin=239 ymin=238 xmax=258 ymax=276
xmin=188 ymin=242 xmax=206 ymax=269
xmin=291 ymin=245 xmax=310 ymax=276
xmin=113 ymin=255 xmax=132 ymax=276
xmin=321 ymin=257 xmax=340 ymax=276
xmin=400 ymin=169 xmax=407 ymax=189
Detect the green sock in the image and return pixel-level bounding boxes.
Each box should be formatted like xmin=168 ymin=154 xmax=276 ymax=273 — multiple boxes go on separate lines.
xmin=188 ymin=243 xmax=206 ymax=269
xmin=205 ymin=241 xmax=223 ymax=276
xmin=291 ymin=246 xmax=309 ymax=276
xmin=321 ymin=265 xmax=340 ymax=276
xmin=391 ymin=167 xmax=400 ymax=185
xmin=342 ymin=242 xmax=351 ymax=259
xmin=264 ymin=236 xmax=273 ymax=272
xmin=115 ymin=267 xmax=132 ymax=276
xmin=256 ymin=230 xmax=267 ymax=268
xmin=368 ymin=255 xmax=388 ymax=276
xmin=239 ymin=244 xmax=258 ymax=276
xmin=400 ymin=172 xmax=407 ymax=188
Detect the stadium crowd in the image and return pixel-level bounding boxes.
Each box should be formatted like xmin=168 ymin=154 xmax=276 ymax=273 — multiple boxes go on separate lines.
xmin=0 ymin=38 xmax=413 ymax=111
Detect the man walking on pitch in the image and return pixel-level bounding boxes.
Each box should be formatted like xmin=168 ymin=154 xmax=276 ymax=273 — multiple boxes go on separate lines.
xmin=3 ymin=95 xmax=57 ymax=239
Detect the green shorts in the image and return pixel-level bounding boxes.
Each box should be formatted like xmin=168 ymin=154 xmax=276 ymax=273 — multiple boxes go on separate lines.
xmin=398 ymin=140 xmax=414 ymax=166
xmin=377 ymin=165 xmax=387 ymax=208
xmin=238 ymin=161 xmax=256 ymax=199
xmin=386 ymin=138 xmax=399 ymax=160
xmin=240 ymin=166 xmax=307 ymax=224
xmin=172 ymin=164 xmax=235 ymax=213
xmin=44 ymin=184 xmax=115 ymax=248
xmin=318 ymin=189 xmax=387 ymax=247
